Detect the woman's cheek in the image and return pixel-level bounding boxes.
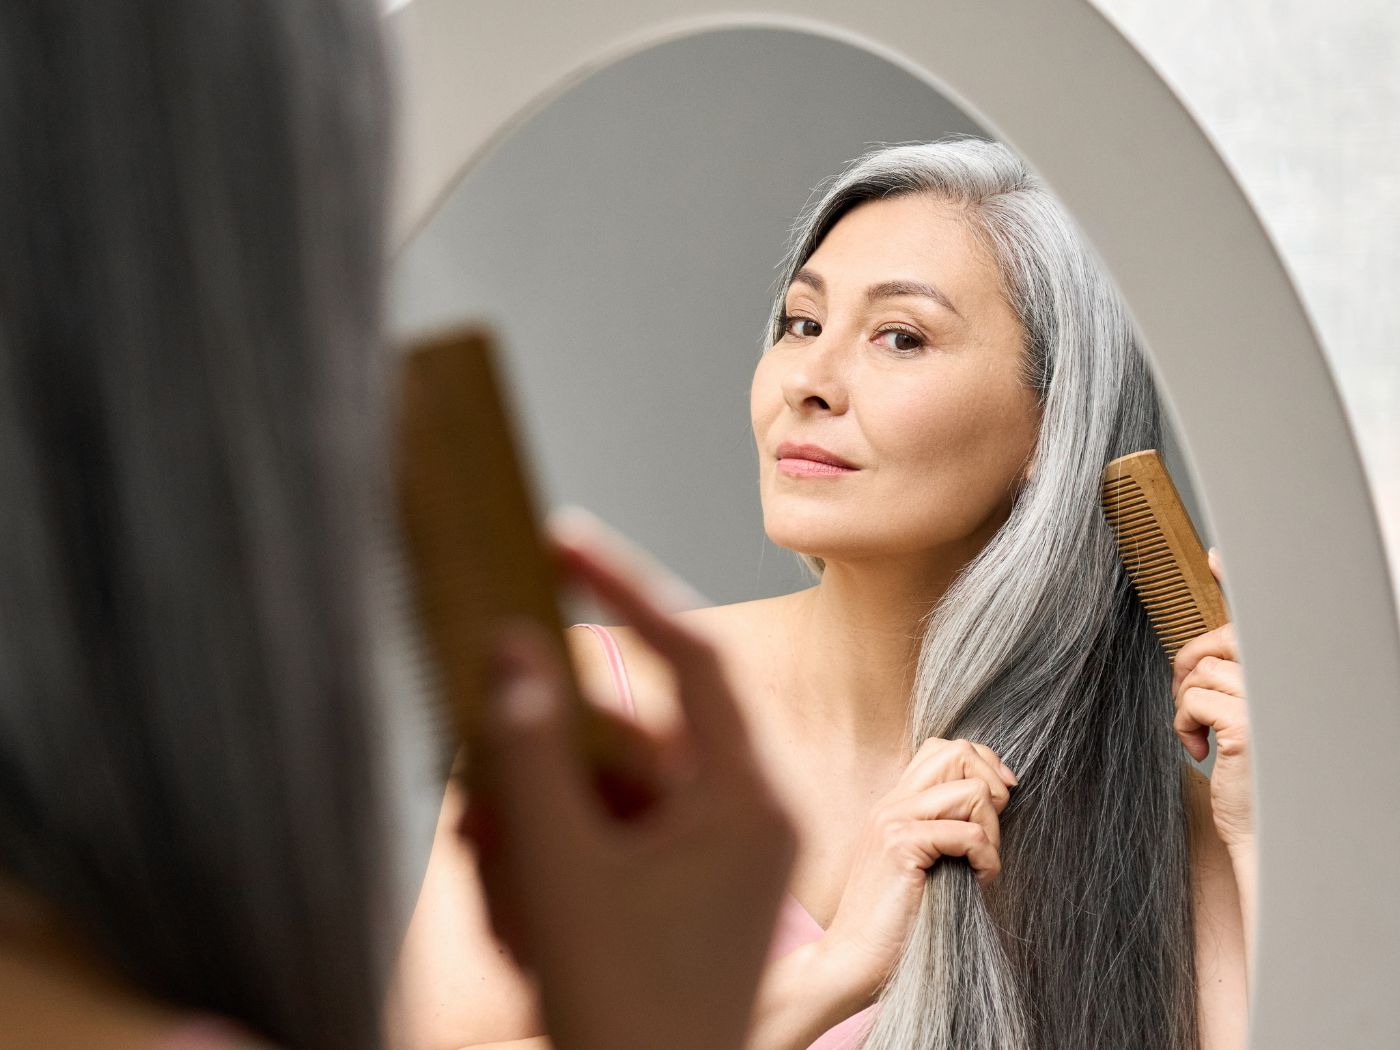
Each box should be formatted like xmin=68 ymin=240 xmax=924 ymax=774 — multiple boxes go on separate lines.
xmin=749 ymin=357 xmax=783 ymax=436
xmin=867 ymin=393 xmax=1018 ymax=538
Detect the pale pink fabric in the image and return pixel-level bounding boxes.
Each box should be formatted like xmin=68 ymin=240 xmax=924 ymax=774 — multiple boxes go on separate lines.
xmin=572 ymin=624 xmax=878 ymax=1048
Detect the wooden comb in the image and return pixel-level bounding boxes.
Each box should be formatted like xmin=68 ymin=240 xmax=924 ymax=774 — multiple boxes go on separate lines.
xmin=395 ymin=326 xmax=574 ymax=756
xmin=395 ymin=325 xmax=648 ymax=810
xmin=1101 ymin=449 xmax=1228 ymax=660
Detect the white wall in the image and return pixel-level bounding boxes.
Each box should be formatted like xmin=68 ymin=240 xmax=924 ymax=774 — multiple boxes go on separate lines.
xmin=1091 ymin=0 xmax=1400 ymax=603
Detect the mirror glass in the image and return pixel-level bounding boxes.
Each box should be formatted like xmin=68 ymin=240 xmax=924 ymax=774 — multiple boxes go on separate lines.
xmin=389 ymin=26 xmax=1210 ymax=606
xmin=387 ymin=23 xmax=1232 ymax=1037
xmin=383 ymin=11 xmax=1400 ymax=1047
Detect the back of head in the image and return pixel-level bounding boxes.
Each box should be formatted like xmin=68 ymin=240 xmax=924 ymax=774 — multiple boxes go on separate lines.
xmin=768 ymin=138 xmax=1197 ymax=1048
xmin=0 ymin=2 xmax=392 ymax=1047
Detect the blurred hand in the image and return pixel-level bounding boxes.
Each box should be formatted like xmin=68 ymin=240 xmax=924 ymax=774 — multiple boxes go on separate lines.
xmin=461 ymin=517 xmax=797 ymax=1050
xmin=1172 ymin=547 xmax=1254 ymax=853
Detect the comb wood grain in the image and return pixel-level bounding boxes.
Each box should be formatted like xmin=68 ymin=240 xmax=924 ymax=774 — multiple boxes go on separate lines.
xmin=395 ymin=327 xmax=573 ymax=751
xmin=1102 ymin=449 xmax=1227 ymax=659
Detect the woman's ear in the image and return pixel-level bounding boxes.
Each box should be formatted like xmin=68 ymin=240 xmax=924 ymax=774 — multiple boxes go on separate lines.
xmin=1019 ymin=441 xmax=1040 ymax=487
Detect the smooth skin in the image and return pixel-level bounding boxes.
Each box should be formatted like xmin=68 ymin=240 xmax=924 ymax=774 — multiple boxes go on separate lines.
xmin=395 ymin=195 xmax=1254 ymax=1050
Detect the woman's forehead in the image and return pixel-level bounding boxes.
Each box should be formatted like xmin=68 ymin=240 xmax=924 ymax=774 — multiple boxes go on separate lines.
xmin=794 ymin=196 xmax=999 ymax=311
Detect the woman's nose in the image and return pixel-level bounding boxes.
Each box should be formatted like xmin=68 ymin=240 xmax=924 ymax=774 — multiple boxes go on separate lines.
xmin=780 ymin=335 xmax=849 ymax=415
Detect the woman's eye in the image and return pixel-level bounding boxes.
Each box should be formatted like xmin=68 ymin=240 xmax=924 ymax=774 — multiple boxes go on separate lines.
xmin=874 ymin=327 xmax=924 ymax=353
xmin=782 ymin=314 xmax=822 ymax=339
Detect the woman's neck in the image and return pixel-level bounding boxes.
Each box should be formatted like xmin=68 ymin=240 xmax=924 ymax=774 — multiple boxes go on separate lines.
xmin=775 ymin=551 xmax=964 ymax=755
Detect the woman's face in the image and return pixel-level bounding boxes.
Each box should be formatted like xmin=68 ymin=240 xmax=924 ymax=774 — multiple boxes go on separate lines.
xmin=751 ymin=193 xmax=1043 ymax=566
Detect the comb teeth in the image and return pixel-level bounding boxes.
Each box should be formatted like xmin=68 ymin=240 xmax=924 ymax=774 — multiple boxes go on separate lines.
xmin=1101 ymin=451 xmax=1228 ymax=660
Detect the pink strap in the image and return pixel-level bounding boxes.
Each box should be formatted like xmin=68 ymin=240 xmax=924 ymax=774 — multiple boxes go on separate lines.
xmin=572 ymin=624 xmax=637 ymax=719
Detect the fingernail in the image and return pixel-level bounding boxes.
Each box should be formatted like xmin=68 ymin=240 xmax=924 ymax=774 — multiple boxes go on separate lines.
xmin=1002 ymin=764 xmax=1019 ymax=785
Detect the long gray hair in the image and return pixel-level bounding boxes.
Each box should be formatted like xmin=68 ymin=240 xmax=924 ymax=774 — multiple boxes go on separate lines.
xmin=0 ymin=3 xmax=393 ymax=1048
xmin=765 ymin=137 xmax=1198 ymax=1049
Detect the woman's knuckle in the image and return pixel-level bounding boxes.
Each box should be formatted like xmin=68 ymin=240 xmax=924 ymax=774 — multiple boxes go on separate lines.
xmin=871 ymin=804 xmax=898 ymax=831
xmin=879 ymin=820 xmax=906 ymax=851
xmin=1215 ymin=736 xmax=1246 ymax=758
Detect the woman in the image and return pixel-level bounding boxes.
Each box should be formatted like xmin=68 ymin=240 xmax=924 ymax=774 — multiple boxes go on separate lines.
xmin=401 ymin=137 xmax=1255 ymax=1049
xmin=0 ymin=2 xmax=794 ymax=1048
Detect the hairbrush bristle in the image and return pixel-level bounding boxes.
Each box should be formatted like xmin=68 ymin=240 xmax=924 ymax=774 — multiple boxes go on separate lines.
xmin=1101 ymin=450 xmax=1228 ymax=659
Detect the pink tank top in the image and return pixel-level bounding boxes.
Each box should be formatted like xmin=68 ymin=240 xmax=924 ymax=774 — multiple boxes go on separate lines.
xmin=572 ymin=624 xmax=878 ymax=1049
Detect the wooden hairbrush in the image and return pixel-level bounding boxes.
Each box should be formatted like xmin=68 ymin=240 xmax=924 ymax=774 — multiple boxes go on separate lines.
xmin=1101 ymin=449 xmax=1228 ymax=660
xmin=395 ymin=326 xmax=648 ymax=808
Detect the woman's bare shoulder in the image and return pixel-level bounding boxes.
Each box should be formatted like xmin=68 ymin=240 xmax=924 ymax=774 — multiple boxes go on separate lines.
xmin=566 ymin=591 xmax=808 ymax=728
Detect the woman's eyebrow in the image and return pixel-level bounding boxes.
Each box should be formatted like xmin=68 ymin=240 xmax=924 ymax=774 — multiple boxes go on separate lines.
xmin=789 ymin=268 xmax=961 ymax=319
xmin=865 ymin=279 xmax=962 ymax=318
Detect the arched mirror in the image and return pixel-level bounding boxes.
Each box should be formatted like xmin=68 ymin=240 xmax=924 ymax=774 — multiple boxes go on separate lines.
xmin=383 ymin=2 xmax=1400 ymax=1047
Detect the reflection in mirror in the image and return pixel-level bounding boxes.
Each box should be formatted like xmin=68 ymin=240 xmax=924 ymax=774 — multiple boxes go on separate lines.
xmin=391 ymin=27 xmax=1211 ymax=606
xmin=390 ymin=27 xmax=1247 ymax=1050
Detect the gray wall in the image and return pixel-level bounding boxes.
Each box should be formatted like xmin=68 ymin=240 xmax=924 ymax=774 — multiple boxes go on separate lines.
xmin=390 ymin=26 xmax=1207 ymax=608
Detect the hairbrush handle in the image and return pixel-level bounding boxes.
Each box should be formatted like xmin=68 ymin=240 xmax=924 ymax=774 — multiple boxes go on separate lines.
xmin=1101 ymin=449 xmax=1228 ymax=660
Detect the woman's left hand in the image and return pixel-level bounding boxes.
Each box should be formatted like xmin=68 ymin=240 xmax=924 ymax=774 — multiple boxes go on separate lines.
xmin=1171 ymin=547 xmax=1255 ymax=854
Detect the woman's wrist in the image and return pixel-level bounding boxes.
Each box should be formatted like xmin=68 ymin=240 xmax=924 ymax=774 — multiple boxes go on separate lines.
xmin=1225 ymin=839 xmax=1258 ymax=986
xmin=746 ymin=939 xmax=872 ymax=1050
xmin=1225 ymin=839 xmax=1256 ymax=907
xmin=808 ymin=936 xmax=879 ymax=1019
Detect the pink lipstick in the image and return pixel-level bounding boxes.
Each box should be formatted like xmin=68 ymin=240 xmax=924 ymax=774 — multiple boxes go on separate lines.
xmin=776 ymin=441 xmax=859 ymax=478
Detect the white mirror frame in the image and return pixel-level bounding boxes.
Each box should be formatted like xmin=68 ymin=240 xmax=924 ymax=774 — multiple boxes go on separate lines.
xmin=385 ymin=1 xmax=1400 ymax=1045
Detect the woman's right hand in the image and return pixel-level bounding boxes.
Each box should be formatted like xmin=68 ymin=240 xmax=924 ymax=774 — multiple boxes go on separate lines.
xmin=818 ymin=737 xmax=1018 ymax=1006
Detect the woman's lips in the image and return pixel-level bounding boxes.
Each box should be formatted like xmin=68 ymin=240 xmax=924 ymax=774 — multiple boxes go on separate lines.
xmin=778 ymin=457 xmax=858 ymax=478
xmin=774 ymin=441 xmax=859 ymax=478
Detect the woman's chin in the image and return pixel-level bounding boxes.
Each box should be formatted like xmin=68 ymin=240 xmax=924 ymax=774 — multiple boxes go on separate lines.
xmin=763 ymin=524 xmax=872 ymax=564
